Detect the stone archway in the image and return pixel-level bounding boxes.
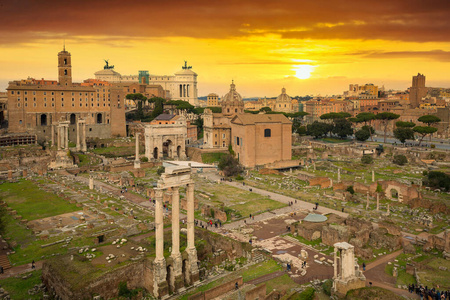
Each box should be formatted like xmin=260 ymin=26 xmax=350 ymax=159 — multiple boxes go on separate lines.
xmin=70 ymin=113 xmax=76 ymax=125
xmin=390 ymin=189 xmax=399 ymax=199
xmin=163 ymin=140 xmax=173 ymax=158
xmin=153 ymin=147 xmax=158 ymax=159
xmin=177 ymin=145 xmax=181 ymax=158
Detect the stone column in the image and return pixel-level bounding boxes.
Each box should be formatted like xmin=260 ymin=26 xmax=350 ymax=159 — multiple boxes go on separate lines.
xmin=134 ymin=133 xmax=141 ymax=169
xmin=81 ymin=121 xmax=87 ymax=152
xmin=76 ymin=121 xmax=81 ymax=151
xmin=376 ymin=193 xmax=379 ymax=211
xmin=51 ymin=124 xmax=55 ymax=147
xmin=185 ymin=182 xmax=199 ymax=284
xmin=170 ymin=187 xmax=183 ymax=291
xmin=89 ymin=176 xmax=94 ymax=190
xmin=338 ymin=168 xmax=341 ymax=183
xmin=153 ymin=188 xmax=168 ymax=298
xmin=57 ymin=125 xmax=61 ymax=149
xmin=366 ymin=192 xmax=369 ymax=210
xmin=64 ymin=124 xmax=69 ymax=149
xmin=387 ymin=203 xmax=390 ymax=216
xmin=372 ymin=170 xmax=375 ymax=182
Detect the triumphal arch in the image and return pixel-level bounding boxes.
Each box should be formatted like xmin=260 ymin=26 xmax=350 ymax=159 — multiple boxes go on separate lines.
xmin=144 ymin=116 xmax=187 ymax=160
xmin=153 ymin=166 xmax=199 ymax=298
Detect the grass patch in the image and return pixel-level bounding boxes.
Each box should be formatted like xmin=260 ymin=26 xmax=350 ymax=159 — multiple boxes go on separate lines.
xmin=287 ymin=234 xmax=322 ymax=247
xmin=229 ymin=198 xmax=286 ymax=217
xmin=241 ymin=259 xmax=282 ymax=282
xmin=263 ymin=273 xmax=298 ymax=294
xmin=202 ymin=152 xmax=227 ymax=164
xmin=321 ymin=138 xmax=351 ymax=144
xmin=0 ymin=270 xmax=43 ymax=299
xmin=0 ymin=179 xmax=80 ymax=221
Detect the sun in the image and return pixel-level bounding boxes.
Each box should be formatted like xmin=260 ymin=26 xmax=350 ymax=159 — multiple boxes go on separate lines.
xmin=293 ymin=64 xmax=315 ymax=79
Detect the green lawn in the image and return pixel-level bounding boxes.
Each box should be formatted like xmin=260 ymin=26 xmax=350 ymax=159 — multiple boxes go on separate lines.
xmin=229 ymin=198 xmax=286 ymax=218
xmin=263 ymin=273 xmax=298 ymax=294
xmin=0 ymin=180 xmax=80 ymax=221
xmin=0 ymin=270 xmax=43 ymax=299
xmin=202 ymin=152 xmax=227 ymax=163
xmin=240 ymin=259 xmax=282 ymax=282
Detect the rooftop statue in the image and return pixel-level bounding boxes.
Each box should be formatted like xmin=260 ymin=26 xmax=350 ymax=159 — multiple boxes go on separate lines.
xmin=182 ymin=60 xmax=192 ymax=70
xmin=104 ymin=59 xmax=115 ymax=70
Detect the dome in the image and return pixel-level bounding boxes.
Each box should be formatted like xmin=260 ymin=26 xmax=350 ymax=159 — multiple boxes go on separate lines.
xmin=303 ymin=213 xmax=328 ymax=223
xmin=222 ymin=81 xmax=243 ymax=103
xmin=276 ymin=87 xmax=292 ymax=103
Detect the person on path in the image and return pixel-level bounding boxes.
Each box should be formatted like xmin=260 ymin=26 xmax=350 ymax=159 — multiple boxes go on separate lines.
xmin=362 ymin=262 xmax=366 ymax=271
xmin=31 ymin=260 xmax=35 ymax=269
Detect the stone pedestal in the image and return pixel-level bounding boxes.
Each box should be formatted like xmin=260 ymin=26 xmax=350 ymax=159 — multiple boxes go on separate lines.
xmin=153 ymin=258 xmax=169 ymax=299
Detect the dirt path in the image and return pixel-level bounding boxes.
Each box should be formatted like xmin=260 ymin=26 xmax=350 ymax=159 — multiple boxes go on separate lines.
xmin=0 ymin=261 xmax=44 ymax=279
xmin=365 ymin=249 xmax=403 ymax=272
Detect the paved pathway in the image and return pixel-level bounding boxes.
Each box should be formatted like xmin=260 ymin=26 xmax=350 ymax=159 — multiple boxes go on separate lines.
xmin=0 ymin=261 xmax=43 ymax=280
xmin=365 ymin=249 xmax=403 ymax=272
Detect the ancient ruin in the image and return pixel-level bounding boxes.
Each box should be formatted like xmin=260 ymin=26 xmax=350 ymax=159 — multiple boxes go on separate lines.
xmin=332 ymin=242 xmax=366 ymax=296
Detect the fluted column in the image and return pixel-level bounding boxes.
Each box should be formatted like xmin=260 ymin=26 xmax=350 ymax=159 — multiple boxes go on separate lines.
xmin=186 ymin=183 xmax=195 ymax=250
xmin=57 ymin=126 xmax=61 ymax=149
xmin=155 ymin=188 xmax=164 ymax=261
xmin=76 ymin=121 xmax=80 ymax=151
xmin=171 ymin=187 xmax=180 ymax=257
xmin=64 ymin=125 xmax=69 ymax=149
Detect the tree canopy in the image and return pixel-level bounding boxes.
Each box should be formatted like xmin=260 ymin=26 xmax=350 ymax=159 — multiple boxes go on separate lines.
xmin=307 ymin=121 xmax=333 ymax=138
xmin=396 ymin=121 xmax=415 ymax=128
xmin=125 ymin=93 xmax=147 ymax=105
xmin=332 ymin=118 xmax=353 ymax=139
xmin=218 ymin=154 xmax=243 ymax=177
xmin=418 ymin=115 xmax=441 ymax=126
xmin=320 ymin=112 xmax=351 ymax=120
xmin=394 ymin=127 xmax=415 ymax=144
xmin=375 ymin=112 xmax=400 ymax=143
xmin=413 ymin=126 xmax=438 ymax=145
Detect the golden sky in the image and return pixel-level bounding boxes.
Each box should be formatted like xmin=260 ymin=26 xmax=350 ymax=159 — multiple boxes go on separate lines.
xmin=0 ymin=0 xmax=449 ymax=97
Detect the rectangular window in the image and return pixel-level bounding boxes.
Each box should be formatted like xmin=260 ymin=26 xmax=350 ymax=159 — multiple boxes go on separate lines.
xmin=236 ymin=137 xmax=240 ymax=146
xmin=222 ymin=134 xmax=225 ymax=138
xmin=44 ymin=91 xmax=47 ymax=95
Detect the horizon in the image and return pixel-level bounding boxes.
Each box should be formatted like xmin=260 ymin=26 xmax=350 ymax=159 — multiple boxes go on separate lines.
xmin=1 ymin=0 xmax=449 ymax=98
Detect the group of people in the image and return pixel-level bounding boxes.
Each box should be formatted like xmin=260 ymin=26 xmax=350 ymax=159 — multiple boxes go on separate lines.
xmin=195 ymin=219 xmax=222 ymax=229
xmin=120 ymin=187 xmax=127 ymax=195
xmin=313 ymin=202 xmax=319 ymax=210
xmin=408 ymin=284 xmax=450 ymax=300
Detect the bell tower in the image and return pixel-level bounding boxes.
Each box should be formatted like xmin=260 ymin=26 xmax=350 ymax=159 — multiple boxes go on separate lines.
xmin=58 ymin=46 xmax=72 ymax=86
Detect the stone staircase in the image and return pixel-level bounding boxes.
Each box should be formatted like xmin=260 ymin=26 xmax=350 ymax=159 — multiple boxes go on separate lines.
xmin=0 ymin=255 xmax=12 ymax=270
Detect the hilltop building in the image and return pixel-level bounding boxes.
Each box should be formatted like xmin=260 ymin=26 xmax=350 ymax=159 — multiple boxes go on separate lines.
xmin=409 ymin=73 xmax=428 ymax=109
xmin=95 ymin=61 xmax=198 ymax=106
xmin=6 ymin=48 xmax=126 ymax=144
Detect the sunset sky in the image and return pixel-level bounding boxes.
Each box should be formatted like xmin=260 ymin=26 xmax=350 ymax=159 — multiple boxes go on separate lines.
xmin=0 ymin=0 xmax=449 ymax=98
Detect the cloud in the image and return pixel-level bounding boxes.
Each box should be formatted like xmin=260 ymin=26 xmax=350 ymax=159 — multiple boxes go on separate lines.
xmin=364 ymin=50 xmax=450 ymax=62
xmin=0 ymin=0 xmax=449 ymax=44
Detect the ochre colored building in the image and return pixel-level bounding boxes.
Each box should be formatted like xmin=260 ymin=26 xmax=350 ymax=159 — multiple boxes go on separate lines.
xmin=231 ymin=114 xmax=292 ymax=168
xmin=6 ymin=48 xmax=126 ymax=143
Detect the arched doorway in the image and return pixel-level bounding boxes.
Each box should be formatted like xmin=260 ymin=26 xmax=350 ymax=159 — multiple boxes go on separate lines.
xmin=163 ymin=140 xmax=172 ymax=158
xmin=96 ymin=113 xmax=102 ymax=124
xmin=390 ymin=189 xmax=399 ymax=199
xmin=40 ymin=114 xmax=47 ymax=126
xmin=153 ymin=147 xmax=158 ymax=159
xmin=70 ymin=113 xmax=76 ymax=125
xmin=177 ymin=145 xmax=181 ymax=158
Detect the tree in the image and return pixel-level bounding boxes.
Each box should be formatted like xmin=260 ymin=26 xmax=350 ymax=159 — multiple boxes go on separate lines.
xmin=423 ymin=171 xmax=450 ymax=192
xmin=307 ymin=121 xmax=332 ymax=139
xmin=393 ymin=154 xmax=408 ymax=166
xmin=218 ymin=154 xmax=243 ymax=177
xmin=352 ymin=112 xmax=375 ymax=141
xmin=418 ymin=115 xmax=441 ymax=126
xmin=150 ymin=97 xmax=165 ymax=118
xmin=346 ymin=186 xmax=355 ymax=194
xmin=361 ymin=155 xmax=373 ymax=164
xmin=375 ymin=112 xmax=400 ymax=143
xmin=259 ymin=106 xmax=272 ymax=112
xmin=417 ymin=115 xmax=441 ymax=143
xmin=413 ymin=126 xmax=438 ymax=146
xmin=136 ymin=101 xmax=144 ymax=120
xmin=125 ymin=93 xmax=147 ymax=106
xmin=396 ymin=121 xmax=415 ymax=128
xmin=355 ymin=129 xmax=370 ymax=141
xmin=394 ymin=127 xmax=415 ymax=144
xmin=332 ymin=118 xmax=353 ymax=139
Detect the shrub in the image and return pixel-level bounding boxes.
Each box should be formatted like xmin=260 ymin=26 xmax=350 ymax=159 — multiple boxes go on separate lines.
xmin=355 ymin=128 xmax=370 ymax=141
xmin=361 ymin=155 xmax=373 ymax=164
xmin=393 ymin=154 xmax=407 ymax=166
xmin=118 ymin=281 xmax=138 ymax=298
xmin=423 ymin=170 xmax=428 ymax=176
xmin=424 ymin=171 xmax=450 ymax=192
xmin=235 ymin=175 xmax=244 ymax=181
xmin=296 ymin=287 xmax=315 ymax=300
xmin=156 ymin=166 xmax=165 ymax=176
xmin=322 ymin=279 xmax=332 ymax=296
xmin=346 ymin=186 xmax=355 ymax=195
xmin=431 ymin=144 xmax=435 ymax=148
xmin=218 ymin=154 xmax=243 ymax=177
xmin=140 ymin=156 xmax=149 ymax=162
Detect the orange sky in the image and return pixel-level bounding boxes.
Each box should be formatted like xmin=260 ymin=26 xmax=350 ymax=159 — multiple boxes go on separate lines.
xmin=1 ymin=0 xmax=449 ymax=97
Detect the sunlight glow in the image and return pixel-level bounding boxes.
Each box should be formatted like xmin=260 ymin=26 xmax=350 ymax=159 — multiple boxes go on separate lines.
xmin=292 ymin=64 xmax=315 ymax=79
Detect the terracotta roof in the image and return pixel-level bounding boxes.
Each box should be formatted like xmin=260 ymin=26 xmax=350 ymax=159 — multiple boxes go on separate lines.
xmin=231 ymin=113 xmax=291 ymax=125
xmin=154 ymin=114 xmax=176 ymax=121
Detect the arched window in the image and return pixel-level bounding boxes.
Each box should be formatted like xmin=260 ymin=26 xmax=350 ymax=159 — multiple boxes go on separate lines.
xmin=70 ymin=113 xmax=76 ymax=125
xmin=264 ymin=129 xmax=271 ymax=137
xmin=97 ymin=113 xmax=103 ymax=124
xmin=64 ymin=69 xmax=67 ymax=75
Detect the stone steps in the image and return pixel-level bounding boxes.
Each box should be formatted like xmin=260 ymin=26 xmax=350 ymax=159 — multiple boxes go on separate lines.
xmin=0 ymin=255 xmax=12 ymax=270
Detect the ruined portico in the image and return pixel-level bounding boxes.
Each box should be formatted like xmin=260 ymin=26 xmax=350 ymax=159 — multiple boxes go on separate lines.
xmin=332 ymin=242 xmax=366 ymax=297
xmin=153 ymin=166 xmax=199 ymax=298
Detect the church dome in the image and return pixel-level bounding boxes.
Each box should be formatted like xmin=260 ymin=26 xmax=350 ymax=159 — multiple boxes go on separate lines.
xmin=222 ymin=81 xmax=243 ymax=103
xmin=276 ymin=88 xmax=292 ymax=103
